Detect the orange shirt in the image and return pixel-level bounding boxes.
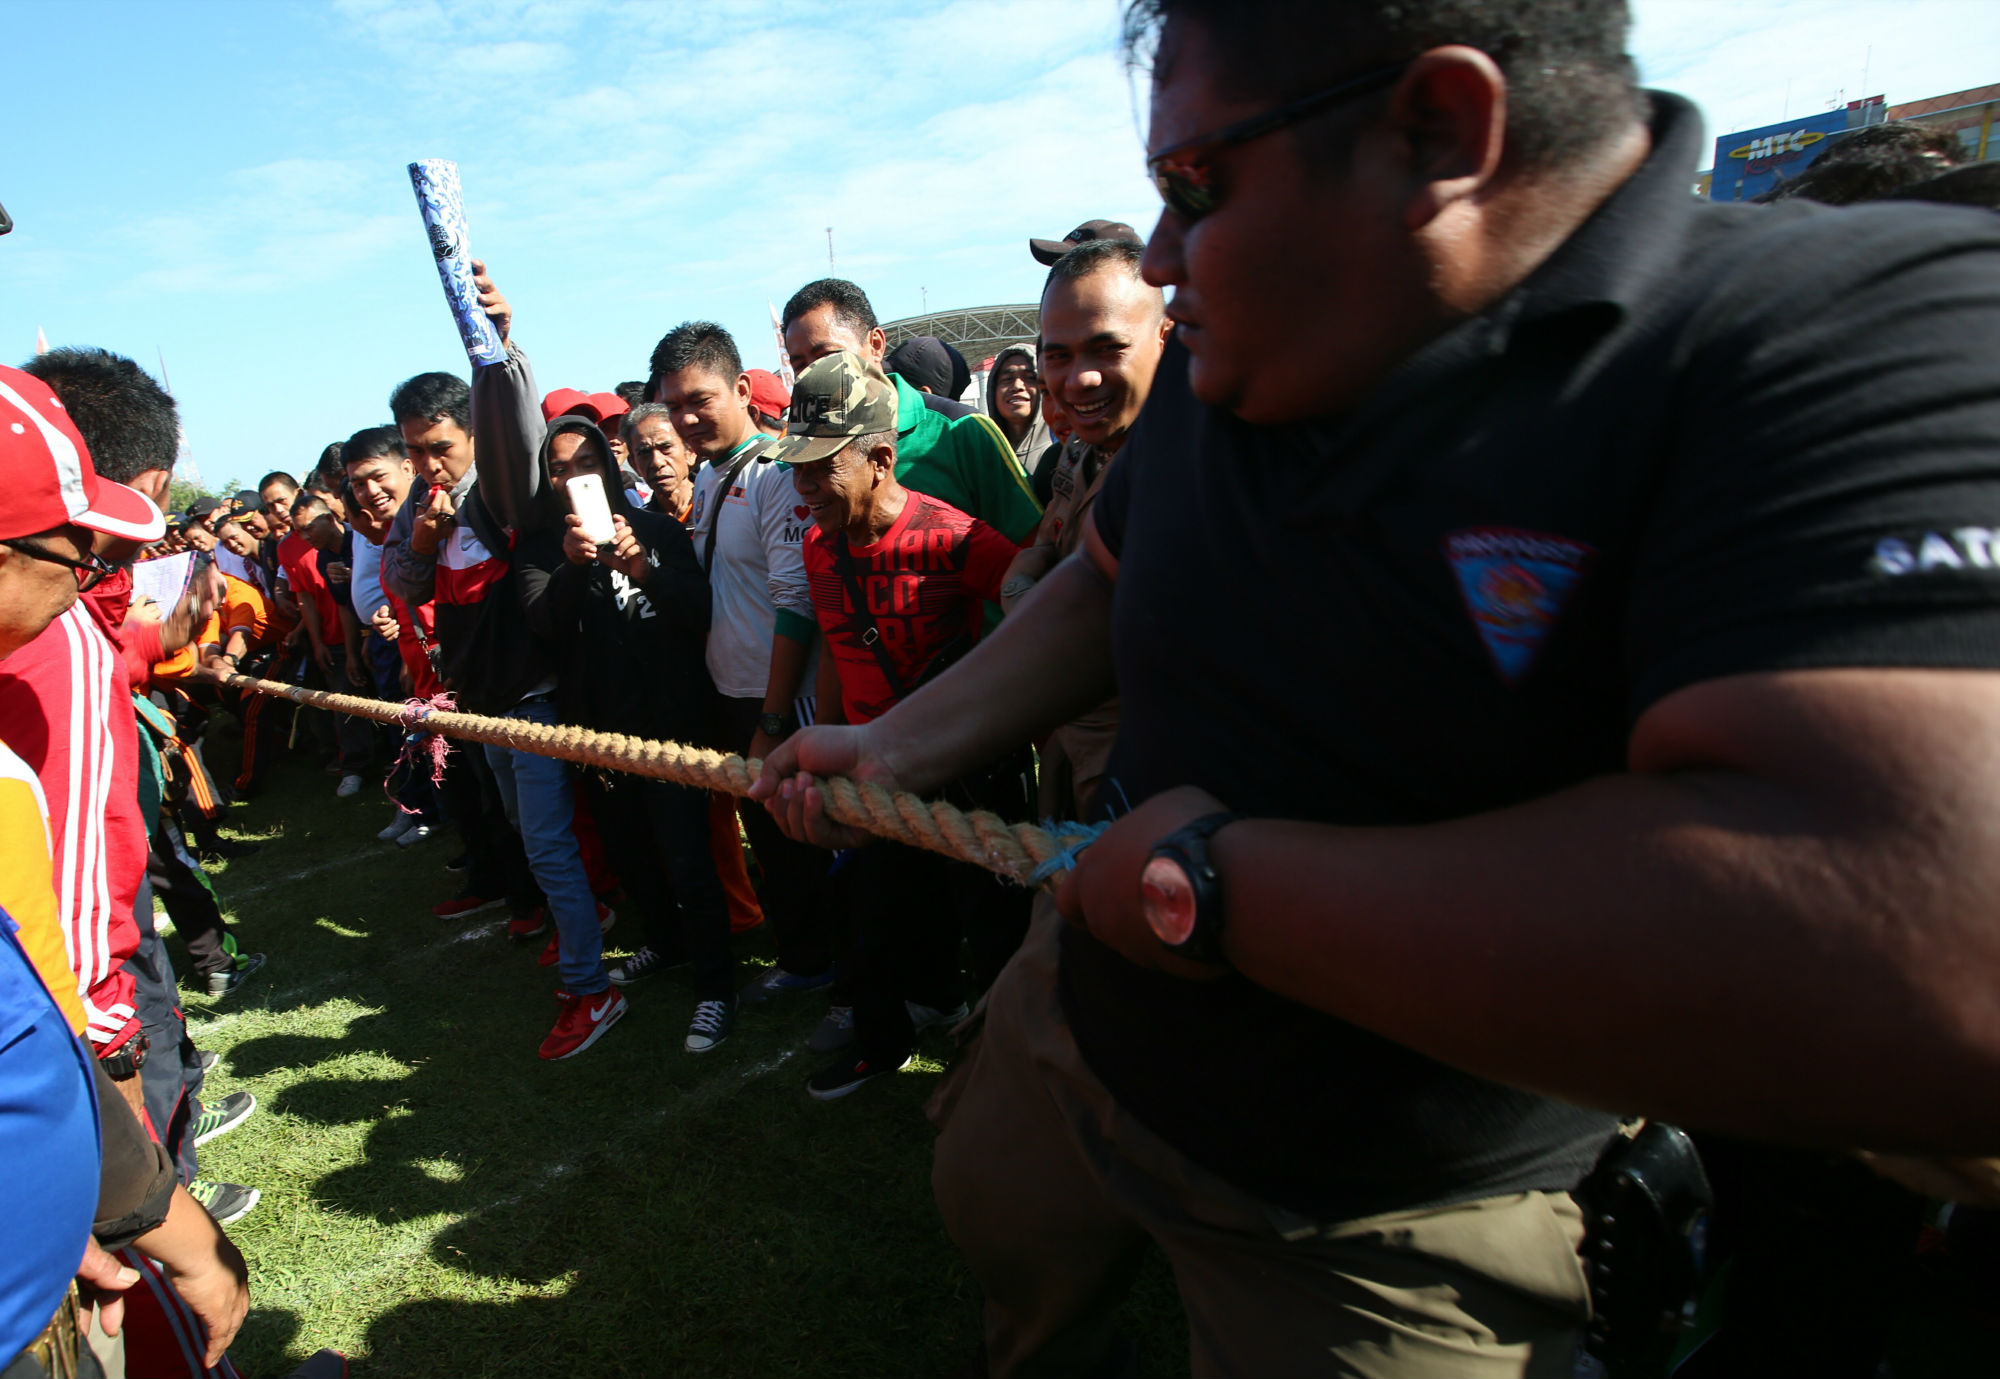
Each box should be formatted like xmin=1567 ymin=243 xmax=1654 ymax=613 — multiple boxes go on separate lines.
xmin=217 ymin=573 xmax=274 ymax=648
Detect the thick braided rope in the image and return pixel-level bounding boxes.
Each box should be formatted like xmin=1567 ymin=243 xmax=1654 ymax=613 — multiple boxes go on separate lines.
xmin=223 ymin=673 xmax=1090 ymax=888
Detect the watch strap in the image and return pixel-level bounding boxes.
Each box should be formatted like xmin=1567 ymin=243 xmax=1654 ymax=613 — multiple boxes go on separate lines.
xmin=1154 ymin=811 xmax=1240 ymax=964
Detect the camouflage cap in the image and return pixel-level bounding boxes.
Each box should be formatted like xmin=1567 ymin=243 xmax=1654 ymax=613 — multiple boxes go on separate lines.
xmin=764 ymin=349 xmax=898 ymax=466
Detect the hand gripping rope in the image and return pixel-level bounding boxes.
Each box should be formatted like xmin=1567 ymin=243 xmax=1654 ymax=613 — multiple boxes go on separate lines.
xmin=223 ymin=673 xmax=1105 ymax=890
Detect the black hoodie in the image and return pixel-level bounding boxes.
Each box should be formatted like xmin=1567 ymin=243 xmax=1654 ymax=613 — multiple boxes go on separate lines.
xmin=514 ymin=416 xmax=714 ymax=744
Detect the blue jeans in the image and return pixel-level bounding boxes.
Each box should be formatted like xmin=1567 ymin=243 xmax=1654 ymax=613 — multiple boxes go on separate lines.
xmin=482 ymin=697 xmax=606 ymax=995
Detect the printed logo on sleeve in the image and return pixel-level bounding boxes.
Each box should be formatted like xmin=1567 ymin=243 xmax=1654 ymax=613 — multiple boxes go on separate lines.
xmin=1870 ymin=528 xmax=1998 ymax=577
xmin=1444 ymin=527 xmax=1595 ymax=685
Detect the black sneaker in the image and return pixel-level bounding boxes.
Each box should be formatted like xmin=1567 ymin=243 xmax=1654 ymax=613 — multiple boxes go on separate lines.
xmin=685 ymin=997 xmax=736 ymax=1053
xmin=806 ymin=1052 xmax=907 ymax=1101
xmin=198 ymin=1049 xmax=220 ymax=1074
xmin=205 ymin=952 xmax=266 ymax=1001
xmin=608 ymin=944 xmax=681 ymax=986
xmin=192 ymin=1091 xmax=257 ymax=1146
xmin=189 ymin=1179 xmax=260 ymax=1225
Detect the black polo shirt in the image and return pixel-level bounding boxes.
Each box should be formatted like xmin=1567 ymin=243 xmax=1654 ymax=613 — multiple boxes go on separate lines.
xmin=1079 ymin=92 xmax=2000 ymax=1223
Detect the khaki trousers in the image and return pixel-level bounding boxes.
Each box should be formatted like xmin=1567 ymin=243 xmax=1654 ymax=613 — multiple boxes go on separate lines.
xmin=930 ymin=905 xmax=1593 ymax=1379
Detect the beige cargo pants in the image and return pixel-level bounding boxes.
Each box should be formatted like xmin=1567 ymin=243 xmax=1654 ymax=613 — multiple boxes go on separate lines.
xmin=930 ymin=905 xmax=1593 ymax=1378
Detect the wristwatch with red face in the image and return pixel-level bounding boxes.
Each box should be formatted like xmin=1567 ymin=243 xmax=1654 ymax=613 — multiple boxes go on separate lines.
xmin=1139 ymin=811 xmax=1240 ymax=965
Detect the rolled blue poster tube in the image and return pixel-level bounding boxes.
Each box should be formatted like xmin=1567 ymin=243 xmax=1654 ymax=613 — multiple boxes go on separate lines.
xmin=408 ymin=159 xmax=506 ymax=367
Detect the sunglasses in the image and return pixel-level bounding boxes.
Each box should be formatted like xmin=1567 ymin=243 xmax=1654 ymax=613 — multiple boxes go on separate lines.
xmin=1146 ymin=61 xmax=1410 ymax=222
xmin=3 ymin=537 xmax=118 ymax=592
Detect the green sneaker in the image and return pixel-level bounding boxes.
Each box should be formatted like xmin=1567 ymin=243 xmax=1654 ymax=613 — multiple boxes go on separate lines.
xmin=188 ymin=1179 xmax=260 ymax=1225
xmin=192 ymin=1091 xmax=256 ymax=1147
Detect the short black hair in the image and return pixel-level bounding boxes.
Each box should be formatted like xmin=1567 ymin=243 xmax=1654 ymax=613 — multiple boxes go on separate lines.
xmin=1044 ymin=237 xmax=1150 ymax=294
xmin=19 ymin=347 xmax=179 ymax=484
xmin=649 ymin=322 xmax=743 ymax=388
xmin=257 ymin=471 xmax=299 ymax=497
xmin=341 ymin=425 xmax=408 ymax=468
xmin=781 ymin=278 xmax=878 ymax=338
xmin=614 ymin=380 xmax=647 ymax=406
xmin=1756 ymin=123 xmax=1964 ymax=206
xmin=1122 ymin=0 xmax=1643 ymax=170
xmin=388 ymin=371 xmax=471 ymax=432
xmin=1890 ymin=162 xmax=2000 ymax=212
xmin=290 ymin=491 xmax=332 ymax=523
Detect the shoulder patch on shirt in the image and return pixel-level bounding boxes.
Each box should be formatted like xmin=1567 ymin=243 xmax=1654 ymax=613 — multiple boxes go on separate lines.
xmin=1444 ymin=527 xmax=1595 ymax=685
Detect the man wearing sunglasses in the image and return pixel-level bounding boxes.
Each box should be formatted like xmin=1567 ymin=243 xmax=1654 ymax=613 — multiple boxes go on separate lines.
xmin=759 ymin=1 xmax=2000 ymax=1374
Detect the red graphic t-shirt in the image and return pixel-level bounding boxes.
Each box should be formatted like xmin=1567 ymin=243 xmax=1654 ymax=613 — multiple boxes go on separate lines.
xmin=803 ymin=492 xmax=1020 ymax=724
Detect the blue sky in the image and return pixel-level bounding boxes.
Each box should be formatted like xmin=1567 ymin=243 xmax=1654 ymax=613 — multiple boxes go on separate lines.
xmin=6 ymin=0 xmax=1997 ymax=493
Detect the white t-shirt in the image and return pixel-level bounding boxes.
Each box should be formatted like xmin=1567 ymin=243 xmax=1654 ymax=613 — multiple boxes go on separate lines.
xmin=350 ymin=535 xmax=389 ymax=624
xmin=687 ymin=443 xmax=817 ymax=700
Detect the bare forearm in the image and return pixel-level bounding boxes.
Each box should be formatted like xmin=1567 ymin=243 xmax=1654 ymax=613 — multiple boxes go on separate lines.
xmin=1217 ymin=767 xmax=2000 ymax=1152
xmin=763 ymin=629 xmax=814 ymax=717
xmin=871 ymin=550 xmax=1116 ymax=792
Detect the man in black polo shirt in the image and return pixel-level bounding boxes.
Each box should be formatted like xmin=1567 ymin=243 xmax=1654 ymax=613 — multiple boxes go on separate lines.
xmin=756 ymin=1 xmax=2000 ymax=1373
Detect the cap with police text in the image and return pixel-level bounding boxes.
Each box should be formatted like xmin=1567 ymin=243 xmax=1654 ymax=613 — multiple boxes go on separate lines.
xmin=1029 ymin=218 xmax=1142 ymax=266
xmin=0 ymin=363 xmax=164 ymax=543
xmin=763 ymin=351 xmax=897 ymax=466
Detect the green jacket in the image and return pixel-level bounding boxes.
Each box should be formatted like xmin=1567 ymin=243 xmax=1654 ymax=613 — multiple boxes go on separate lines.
xmin=890 ymin=372 xmax=1043 ymax=544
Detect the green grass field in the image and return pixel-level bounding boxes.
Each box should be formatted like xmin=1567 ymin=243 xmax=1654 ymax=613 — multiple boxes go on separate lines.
xmin=178 ymin=730 xmax=1188 ymax=1377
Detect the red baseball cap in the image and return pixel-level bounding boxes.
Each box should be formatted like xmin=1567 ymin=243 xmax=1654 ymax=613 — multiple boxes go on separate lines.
xmin=745 ymin=369 xmax=791 ymax=420
xmin=540 ymin=387 xmax=591 ymax=424
xmin=585 ymin=392 xmax=629 ymax=426
xmin=0 ymin=365 xmax=164 ymax=544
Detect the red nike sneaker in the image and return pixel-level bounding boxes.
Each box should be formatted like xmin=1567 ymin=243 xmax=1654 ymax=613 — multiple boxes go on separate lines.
xmin=434 ymin=892 xmax=503 ymax=921
xmin=536 ymin=933 xmax=559 ymax=968
xmin=540 ymin=987 xmax=626 ymax=1060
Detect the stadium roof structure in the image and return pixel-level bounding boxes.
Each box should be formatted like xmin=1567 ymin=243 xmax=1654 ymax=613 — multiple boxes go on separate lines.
xmin=882 ymin=303 xmax=1040 ymax=364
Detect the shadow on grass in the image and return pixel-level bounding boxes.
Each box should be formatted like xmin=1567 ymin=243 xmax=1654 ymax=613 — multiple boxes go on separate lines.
xmin=189 ymin=726 xmax=1189 ymax=1377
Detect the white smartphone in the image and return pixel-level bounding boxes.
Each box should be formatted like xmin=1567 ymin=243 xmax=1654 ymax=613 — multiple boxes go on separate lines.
xmin=567 ymin=473 xmax=616 ymax=546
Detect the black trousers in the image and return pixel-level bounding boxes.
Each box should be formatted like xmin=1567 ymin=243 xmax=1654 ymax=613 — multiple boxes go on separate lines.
xmin=125 ymin=875 xmax=204 ymax=1183
xmin=846 ymin=841 xmax=966 ymax=1066
xmin=585 ymin=771 xmax=734 ymax=999
xmin=714 ymin=694 xmax=835 ymax=977
xmin=147 ymin=813 xmax=232 ymax=979
xmin=436 ymin=739 xmax=537 ymax=914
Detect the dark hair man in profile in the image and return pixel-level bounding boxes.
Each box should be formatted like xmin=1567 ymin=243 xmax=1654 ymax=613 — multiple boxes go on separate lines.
xmin=757 ymin=0 xmax=2000 ymax=1373
xmin=782 ymin=278 xmax=1042 ymax=547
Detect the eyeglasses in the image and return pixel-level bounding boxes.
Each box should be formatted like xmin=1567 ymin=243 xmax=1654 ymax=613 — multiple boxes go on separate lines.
xmin=1146 ymin=61 xmax=1410 ymax=222
xmin=3 ymin=537 xmax=118 ymax=592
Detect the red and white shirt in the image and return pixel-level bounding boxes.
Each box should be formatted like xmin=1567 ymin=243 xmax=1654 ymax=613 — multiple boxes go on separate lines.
xmin=0 ymin=584 xmax=147 ymax=1050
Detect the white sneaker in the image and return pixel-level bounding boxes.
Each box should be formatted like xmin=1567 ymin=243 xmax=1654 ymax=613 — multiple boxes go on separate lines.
xmin=336 ymin=774 xmax=363 ymax=799
xmin=377 ymin=811 xmax=416 ymax=842
xmin=397 ymin=822 xmax=435 ymax=847
xmin=908 ymin=999 xmax=970 ymax=1035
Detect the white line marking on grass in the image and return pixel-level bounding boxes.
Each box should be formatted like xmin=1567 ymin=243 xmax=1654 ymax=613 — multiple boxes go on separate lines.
xmin=222 ymin=848 xmax=381 ymax=903
xmin=243 ymin=1049 xmax=799 ymax=1316
xmin=188 ymin=920 xmax=506 ymax=1038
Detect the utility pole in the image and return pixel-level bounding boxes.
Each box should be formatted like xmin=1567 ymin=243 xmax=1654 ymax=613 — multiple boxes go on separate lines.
xmin=921 ymin=286 xmax=928 ymax=315
xmin=825 ymin=227 xmax=835 ymax=272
